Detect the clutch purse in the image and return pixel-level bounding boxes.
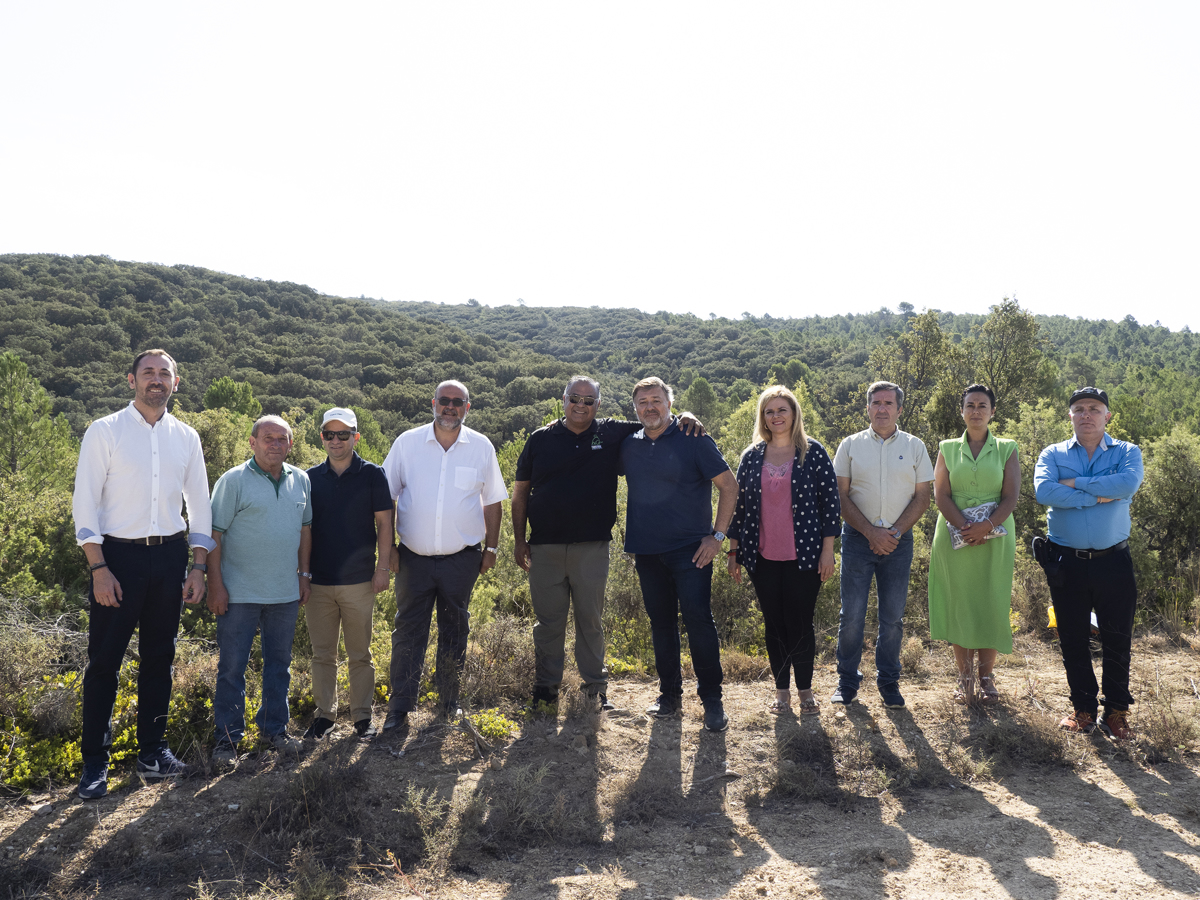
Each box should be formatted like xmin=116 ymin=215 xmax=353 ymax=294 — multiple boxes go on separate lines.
xmin=946 ymin=502 xmax=1007 ymax=550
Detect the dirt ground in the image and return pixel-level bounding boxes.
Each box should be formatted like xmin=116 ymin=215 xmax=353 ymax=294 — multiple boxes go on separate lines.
xmin=3 ymin=635 xmax=1199 ymax=900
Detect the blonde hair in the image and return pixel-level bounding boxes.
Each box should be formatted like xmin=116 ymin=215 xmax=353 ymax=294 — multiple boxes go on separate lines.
xmin=753 ymin=385 xmax=808 ymax=465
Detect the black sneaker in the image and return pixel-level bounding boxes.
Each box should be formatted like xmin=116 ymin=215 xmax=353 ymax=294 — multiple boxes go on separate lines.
xmin=136 ymin=747 xmax=191 ymax=779
xmin=703 ymin=702 xmax=730 ymax=732
xmin=353 ymin=718 xmax=378 ymax=739
xmin=382 ymin=710 xmax=408 ymax=731
xmin=303 ymin=716 xmax=335 ymax=741
xmin=879 ymin=683 xmax=906 ymax=709
xmin=830 ymin=684 xmax=858 ymax=705
xmin=646 ymin=695 xmax=682 ymax=718
xmin=597 ymin=693 xmax=616 ymax=712
xmin=78 ymin=761 xmax=108 ymax=800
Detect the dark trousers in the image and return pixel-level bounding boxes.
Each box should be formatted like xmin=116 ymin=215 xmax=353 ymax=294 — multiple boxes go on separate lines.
xmin=388 ymin=544 xmax=481 ymax=713
xmin=749 ymin=556 xmax=821 ymax=691
xmin=633 ymin=542 xmax=724 ymax=704
xmin=81 ymin=539 xmax=189 ymax=764
xmin=1048 ymin=543 xmax=1137 ymax=717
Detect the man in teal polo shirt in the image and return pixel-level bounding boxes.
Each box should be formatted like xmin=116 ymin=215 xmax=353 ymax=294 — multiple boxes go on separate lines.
xmin=207 ymin=415 xmax=313 ymax=764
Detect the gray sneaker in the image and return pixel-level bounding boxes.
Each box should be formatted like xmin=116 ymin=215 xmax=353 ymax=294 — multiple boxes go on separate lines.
xmin=212 ymin=744 xmax=238 ymax=768
xmin=268 ymin=731 xmax=303 ymax=755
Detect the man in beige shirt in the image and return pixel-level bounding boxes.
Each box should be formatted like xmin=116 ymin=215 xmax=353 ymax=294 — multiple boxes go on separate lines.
xmin=831 ymin=381 xmax=932 ymax=709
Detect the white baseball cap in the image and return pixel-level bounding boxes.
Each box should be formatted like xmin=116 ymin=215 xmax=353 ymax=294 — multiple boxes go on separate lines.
xmin=321 ymin=407 xmax=358 ymax=429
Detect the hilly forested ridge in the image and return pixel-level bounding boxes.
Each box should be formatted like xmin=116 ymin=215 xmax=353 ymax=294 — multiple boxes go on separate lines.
xmin=3 ymin=252 xmax=1200 ymax=451
xmin=4 ymin=251 xmax=1200 ymax=796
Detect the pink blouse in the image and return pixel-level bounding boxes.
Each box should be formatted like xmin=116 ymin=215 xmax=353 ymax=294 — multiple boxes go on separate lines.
xmin=759 ymin=459 xmax=797 ymax=561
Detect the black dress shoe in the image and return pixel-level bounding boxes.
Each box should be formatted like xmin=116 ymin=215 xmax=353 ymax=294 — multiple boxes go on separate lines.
xmin=382 ymin=710 xmax=408 ymax=731
xmin=354 ymin=718 xmax=378 ymax=739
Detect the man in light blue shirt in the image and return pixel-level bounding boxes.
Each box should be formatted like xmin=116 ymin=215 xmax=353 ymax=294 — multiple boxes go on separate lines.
xmin=207 ymin=415 xmax=313 ymax=763
xmin=1034 ymin=387 xmax=1143 ymax=740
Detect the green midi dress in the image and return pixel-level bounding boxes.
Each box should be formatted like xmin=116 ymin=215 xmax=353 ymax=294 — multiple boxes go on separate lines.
xmin=928 ymin=430 xmax=1017 ymax=653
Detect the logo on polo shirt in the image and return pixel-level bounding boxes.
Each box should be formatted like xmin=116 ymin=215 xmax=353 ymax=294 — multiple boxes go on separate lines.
xmin=591 ymin=435 xmax=603 ymax=450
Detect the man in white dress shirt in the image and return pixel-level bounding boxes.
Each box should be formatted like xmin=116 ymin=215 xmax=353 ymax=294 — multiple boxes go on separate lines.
xmin=380 ymin=380 xmax=507 ymax=730
xmin=72 ymin=349 xmax=213 ymax=799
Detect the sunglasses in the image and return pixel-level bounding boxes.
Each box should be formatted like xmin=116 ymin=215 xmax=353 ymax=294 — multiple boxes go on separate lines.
xmin=321 ymin=430 xmax=355 ymax=442
xmin=437 ymin=397 xmax=466 ymax=408
xmin=567 ymin=394 xmax=597 ymax=406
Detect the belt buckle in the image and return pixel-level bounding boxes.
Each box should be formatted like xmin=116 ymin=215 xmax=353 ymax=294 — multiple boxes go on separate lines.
xmin=1074 ymin=548 xmax=1094 ymax=560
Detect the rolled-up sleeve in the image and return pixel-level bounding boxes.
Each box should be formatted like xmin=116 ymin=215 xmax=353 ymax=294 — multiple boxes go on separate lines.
xmin=182 ymin=431 xmax=215 ymax=551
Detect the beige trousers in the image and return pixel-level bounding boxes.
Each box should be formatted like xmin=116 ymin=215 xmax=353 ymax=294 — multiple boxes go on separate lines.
xmin=307 ymin=581 xmax=377 ymax=722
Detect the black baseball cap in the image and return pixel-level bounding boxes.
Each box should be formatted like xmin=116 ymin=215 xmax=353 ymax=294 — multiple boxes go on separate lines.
xmin=1069 ymin=387 xmax=1109 ymax=407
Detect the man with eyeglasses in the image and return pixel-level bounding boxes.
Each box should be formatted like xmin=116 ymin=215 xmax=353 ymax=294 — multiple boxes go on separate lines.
xmin=381 ymin=380 xmax=507 ymax=730
xmin=301 ymin=408 xmax=394 ymax=741
xmin=513 ymin=376 xmax=705 ymax=712
xmin=207 ymin=415 xmax=313 ymax=765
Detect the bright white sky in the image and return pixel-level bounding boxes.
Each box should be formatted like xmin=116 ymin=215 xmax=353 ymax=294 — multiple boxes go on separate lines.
xmin=2 ymin=3 xmax=1197 ymax=329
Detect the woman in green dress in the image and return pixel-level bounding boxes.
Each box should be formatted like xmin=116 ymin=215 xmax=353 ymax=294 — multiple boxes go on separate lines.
xmin=928 ymin=384 xmax=1020 ymax=704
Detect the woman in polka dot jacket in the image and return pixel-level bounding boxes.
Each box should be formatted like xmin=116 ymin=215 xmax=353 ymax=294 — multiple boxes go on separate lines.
xmin=727 ymin=386 xmax=841 ymax=715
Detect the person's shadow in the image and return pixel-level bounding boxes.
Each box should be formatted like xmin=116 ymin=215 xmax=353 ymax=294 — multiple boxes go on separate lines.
xmin=886 ymin=705 xmax=1060 ymax=898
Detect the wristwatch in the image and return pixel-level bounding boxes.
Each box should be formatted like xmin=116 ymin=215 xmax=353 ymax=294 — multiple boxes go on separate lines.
xmin=298 ymin=571 xmax=313 ymax=579
xmin=190 ymin=563 xmax=208 ymax=573
xmin=712 ymin=531 xmax=726 ymax=543
xmin=484 ymin=546 xmax=498 ymax=554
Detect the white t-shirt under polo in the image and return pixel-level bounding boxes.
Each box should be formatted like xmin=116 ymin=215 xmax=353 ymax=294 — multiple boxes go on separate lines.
xmin=833 ymin=426 xmax=933 ymax=530
xmin=382 ymin=422 xmax=508 ymax=557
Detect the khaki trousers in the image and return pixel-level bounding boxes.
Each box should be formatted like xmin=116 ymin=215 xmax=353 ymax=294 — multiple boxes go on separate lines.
xmin=307 ymin=581 xmax=377 ymax=722
xmin=529 ymin=541 xmax=610 ymax=694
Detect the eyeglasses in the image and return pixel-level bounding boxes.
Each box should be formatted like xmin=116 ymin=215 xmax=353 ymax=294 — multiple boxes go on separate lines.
xmin=437 ymin=397 xmax=466 ymax=408
xmin=322 ymin=430 xmax=355 ymax=442
xmin=567 ymin=394 xmax=597 ymax=406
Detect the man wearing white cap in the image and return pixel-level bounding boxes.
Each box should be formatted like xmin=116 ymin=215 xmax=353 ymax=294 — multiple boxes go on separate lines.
xmin=303 ymin=407 xmax=394 ymax=740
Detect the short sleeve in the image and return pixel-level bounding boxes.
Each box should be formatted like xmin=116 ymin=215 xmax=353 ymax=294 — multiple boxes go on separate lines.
xmin=301 ymin=472 xmax=313 ymax=526
xmin=695 ymin=435 xmax=731 ymax=480
xmin=832 ymin=438 xmax=852 ymax=478
xmin=514 ymin=430 xmax=537 ymax=482
xmin=210 ymin=469 xmax=239 ymax=533
xmin=913 ymin=439 xmax=935 ymax=482
xmin=370 ymin=465 xmax=394 ymax=512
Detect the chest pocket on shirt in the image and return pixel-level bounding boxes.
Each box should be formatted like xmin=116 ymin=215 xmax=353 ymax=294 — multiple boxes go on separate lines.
xmin=455 ymin=466 xmax=480 ymax=491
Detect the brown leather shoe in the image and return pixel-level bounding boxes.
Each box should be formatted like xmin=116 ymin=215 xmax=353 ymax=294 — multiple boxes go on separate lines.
xmin=1098 ymin=709 xmax=1135 ymax=741
xmin=1059 ymin=710 xmax=1097 ymax=734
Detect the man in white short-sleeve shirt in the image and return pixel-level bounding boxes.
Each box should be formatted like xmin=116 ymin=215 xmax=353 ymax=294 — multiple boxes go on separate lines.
xmin=380 ymin=380 xmax=507 ymax=730
xmin=831 ymin=381 xmax=933 ymax=709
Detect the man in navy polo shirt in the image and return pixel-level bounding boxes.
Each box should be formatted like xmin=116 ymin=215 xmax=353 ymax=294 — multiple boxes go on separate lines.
xmin=513 ymin=376 xmax=705 ymax=712
xmin=303 ymin=408 xmax=394 ymax=741
xmin=620 ymin=376 xmax=739 ymax=731
xmin=1034 ymin=387 xmax=1143 ymax=740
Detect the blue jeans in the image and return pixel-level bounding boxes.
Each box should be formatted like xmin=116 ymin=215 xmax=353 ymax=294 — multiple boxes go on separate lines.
xmin=214 ymin=601 xmax=300 ymax=747
xmin=634 ymin=542 xmax=723 ymax=704
xmin=835 ymin=526 xmax=914 ymax=690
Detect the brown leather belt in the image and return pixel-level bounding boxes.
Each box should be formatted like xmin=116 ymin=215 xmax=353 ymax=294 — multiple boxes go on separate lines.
xmin=104 ymin=531 xmax=187 ymax=546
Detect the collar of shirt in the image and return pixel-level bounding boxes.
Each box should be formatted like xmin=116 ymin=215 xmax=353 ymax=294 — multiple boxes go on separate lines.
xmin=1065 ymin=432 xmax=1115 ymax=452
xmin=955 ymin=429 xmax=998 ymax=458
xmin=313 ymin=453 xmax=363 ymax=479
xmin=870 ymin=427 xmax=898 ymax=445
xmin=249 ymin=457 xmax=294 ymax=486
xmin=634 ymin=416 xmax=679 ymax=441
xmin=425 ymin=423 xmax=471 ymax=448
xmin=551 ymin=418 xmax=598 ymax=438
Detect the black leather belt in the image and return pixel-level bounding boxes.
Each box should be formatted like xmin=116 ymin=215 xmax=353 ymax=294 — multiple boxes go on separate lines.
xmin=405 ymin=543 xmax=480 ymax=560
xmin=1051 ymin=539 xmax=1127 ymax=560
xmin=104 ymin=531 xmax=187 ymax=546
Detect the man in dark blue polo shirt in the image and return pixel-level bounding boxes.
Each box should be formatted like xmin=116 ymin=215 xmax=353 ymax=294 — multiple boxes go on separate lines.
xmin=513 ymin=376 xmax=705 ymax=711
xmin=304 ymin=408 xmax=394 ymax=740
xmin=620 ymin=376 xmax=739 ymax=732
